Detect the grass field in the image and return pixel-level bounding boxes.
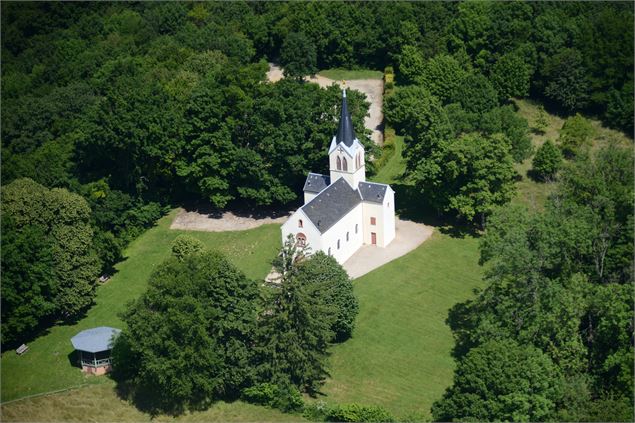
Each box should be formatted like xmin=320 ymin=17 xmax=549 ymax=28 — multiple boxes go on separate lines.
xmin=0 ymin=210 xmax=281 ymax=403
xmin=318 ymin=69 xmax=383 ymax=80
xmin=1 ymin=381 xmax=306 ymax=422
xmin=371 ymin=129 xmax=406 ymax=186
xmin=320 ymin=233 xmax=483 ymax=419
xmin=511 ymin=99 xmax=631 ymax=211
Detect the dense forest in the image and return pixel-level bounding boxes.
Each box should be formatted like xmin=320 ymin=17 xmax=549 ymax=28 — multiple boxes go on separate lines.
xmin=1 ymin=1 xmax=633 ymax=421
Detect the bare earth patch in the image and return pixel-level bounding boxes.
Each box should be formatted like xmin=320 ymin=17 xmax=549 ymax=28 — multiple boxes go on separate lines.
xmin=267 ymin=63 xmax=384 ymax=145
xmin=170 ymin=208 xmax=292 ymax=232
xmin=343 ymin=219 xmax=433 ymax=279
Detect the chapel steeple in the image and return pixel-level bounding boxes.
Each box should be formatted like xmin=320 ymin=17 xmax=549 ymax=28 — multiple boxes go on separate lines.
xmin=328 ymin=88 xmax=365 ymax=188
xmin=336 ymin=89 xmax=357 ymax=147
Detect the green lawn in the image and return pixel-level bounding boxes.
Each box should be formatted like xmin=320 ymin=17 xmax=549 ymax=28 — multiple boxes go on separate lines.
xmin=0 ymin=210 xmax=281 ymax=403
xmin=320 ymin=233 xmax=483 ymax=420
xmin=318 ymin=68 xmax=383 ymax=80
xmin=371 ymin=130 xmax=406 ymax=186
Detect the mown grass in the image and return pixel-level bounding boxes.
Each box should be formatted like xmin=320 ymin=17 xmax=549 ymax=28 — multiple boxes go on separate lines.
xmin=371 ymin=128 xmax=406 ymax=186
xmin=319 ymin=233 xmax=483 ymax=420
xmin=318 ymin=68 xmax=383 ymax=80
xmin=0 ymin=210 xmax=281 ymax=403
xmin=1 ymin=381 xmax=306 ymax=422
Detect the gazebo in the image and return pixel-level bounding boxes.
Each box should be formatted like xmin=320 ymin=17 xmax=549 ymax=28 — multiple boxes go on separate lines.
xmin=70 ymin=326 xmax=121 ymax=375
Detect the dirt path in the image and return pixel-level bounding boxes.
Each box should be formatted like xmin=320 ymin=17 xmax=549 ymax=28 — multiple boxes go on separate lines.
xmin=170 ymin=208 xmax=291 ymax=232
xmin=267 ymin=63 xmax=384 ymax=145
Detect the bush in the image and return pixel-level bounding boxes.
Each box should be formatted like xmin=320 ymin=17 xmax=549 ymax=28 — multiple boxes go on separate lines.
xmin=558 ymin=113 xmax=595 ymax=157
xmin=241 ymin=383 xmax=304 ymax=412
xmin=532 ymin=140 xmax=563 ymax=181
xmin=303 ymin=401 xmax=330 ymax=421
xmin=326 ymin=403 xmax=395 ymax=422
xmin=171 ymin=234 xmax=205 ymax=261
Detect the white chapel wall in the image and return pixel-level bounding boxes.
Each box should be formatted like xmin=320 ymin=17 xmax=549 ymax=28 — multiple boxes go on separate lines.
xmin=281 ymin=209 xmax=322 ymax=253
xmin=320 ymin=204 xmax=364 ymax=264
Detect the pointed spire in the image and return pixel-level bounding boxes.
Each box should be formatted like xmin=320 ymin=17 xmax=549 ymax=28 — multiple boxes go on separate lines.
xmin=336 ymin=88 xmax=356 ymax=147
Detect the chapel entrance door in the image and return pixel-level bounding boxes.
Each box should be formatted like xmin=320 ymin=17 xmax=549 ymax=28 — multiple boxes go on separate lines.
xmin=371 ymin=232 xmax=377 ymax=245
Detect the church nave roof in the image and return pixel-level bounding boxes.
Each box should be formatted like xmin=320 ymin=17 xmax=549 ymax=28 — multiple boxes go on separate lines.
xmin=301 ymin=177 xmax=361 ymax=234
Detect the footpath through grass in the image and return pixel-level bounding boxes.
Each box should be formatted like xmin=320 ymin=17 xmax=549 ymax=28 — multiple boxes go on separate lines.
xmin=318 ymin=68 xmax=383 ymax=80
xmin=0 ymin=210 xmax=281 ymax=403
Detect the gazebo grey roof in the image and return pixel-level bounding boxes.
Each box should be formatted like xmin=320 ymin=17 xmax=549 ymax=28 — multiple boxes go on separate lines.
xmin=71 ymin=326 xmax=121 ymax=353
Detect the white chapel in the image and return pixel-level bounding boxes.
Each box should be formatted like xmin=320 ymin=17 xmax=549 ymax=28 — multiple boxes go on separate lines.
xmin=281 ymin=89 xmax=396 ymax=264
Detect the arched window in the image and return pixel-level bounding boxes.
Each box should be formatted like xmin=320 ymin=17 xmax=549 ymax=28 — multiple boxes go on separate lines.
xmin=336 ymin=156 xmax=342 ymax=170
xmin=298 ymin=219 xmax=303 ymax=228
xmin=296 ymin=233 xmax=306 ymax=247
xmin=346 ymin=232 xmax=349 ymax=241
xmin=342 ymin=157 xmax=348 ymax=171
xmin=337 ymin=239 xmax=340 ymax=249
xmin=355 ymin=224 xmax=358 ymax=234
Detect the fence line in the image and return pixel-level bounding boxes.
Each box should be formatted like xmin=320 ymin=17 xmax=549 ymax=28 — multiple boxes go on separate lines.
xmin=1 ymin=383 xmax=93 ymax=406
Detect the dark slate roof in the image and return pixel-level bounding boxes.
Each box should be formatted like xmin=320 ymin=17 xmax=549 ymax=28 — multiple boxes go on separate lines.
xmin=302 ymin=178 xmax=361 ymax=234
xmin=358 ymin=181 xmax=389 ymax=204
xmin=336 ymin=90 xmax=357 ymax=147
xmin=303 ymin=173 xmax=330 ymax=194
xmin=71 ymin=327 xmax=121 ymax=353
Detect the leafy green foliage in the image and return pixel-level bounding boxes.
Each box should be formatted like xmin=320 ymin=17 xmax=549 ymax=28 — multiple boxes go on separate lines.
xmin=294 ymin=252 xmax=359 ymax=342
xmin=1 ymin=178 xmax=100 ymax=345
xmin=558 ymin=113 xmax=595 ymax=157
xmin=112 ymin=250 xmax=260 ymax=414
xmin=257 ymin=238 xmax=335 ymax=392
xmin=443 ymin=145 xmax=634 ymax=421
xmin=280 ymin=32 xmax=317 ymax=80
xmin=419 ymin=54 xmax=467 ymax=104
xmin=1 ymin=218 xmax=56 ymax=346
xmin=397 ymin=45 xmax=425 ymax=85
xmin=541 ymin=48 xmax=589 ymax=112
xmin=241 ymin=383 xmax=304 ymax=412
xmin=534 ymin=105 xmax=549 ymax=134
xmin=532 ymin=140 xmax=562 ymax=181
xmin=411 ymin=133 xmax=516 ymax=223
xmin=450 ymin=73 xmax=498 ymax=116
xmin=171 ymin=235 xmax=205 ymax=261
xmin=490 ymin=51 xmax=532 ymax=100
xmin=432 ymin=340 xmax=563 ymax=422
xmin=326 ymin=403 xmax=395 ymax=422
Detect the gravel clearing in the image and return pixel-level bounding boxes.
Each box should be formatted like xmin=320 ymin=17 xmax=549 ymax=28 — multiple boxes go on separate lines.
xmin=170 ymin=208 xmax=292 ymax=232
xmin=342 ymin=219 xmax=434 ymax=279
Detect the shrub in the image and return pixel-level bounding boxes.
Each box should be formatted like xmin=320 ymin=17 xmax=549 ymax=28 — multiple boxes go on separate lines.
xmin=558 ymin=113 xmax=595 ymax=157
xmin=532 ymin=140 xmax=563 ymax=181
xmin=241 ymin=383 xmax=304 ymax=412
xmin=171 ymin=234 xmax=205 ymax=261
xmin=303 ymin=401 xmax=330 ymax=421
xmin=326 ymin=403 xmax=395 ymax=422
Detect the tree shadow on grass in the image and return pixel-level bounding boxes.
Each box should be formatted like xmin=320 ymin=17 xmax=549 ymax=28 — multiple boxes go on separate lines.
xmin=392 ymin=183 xmax=480 ymax=239
xmin=445 ymin=298 xmax=480 ymax=360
